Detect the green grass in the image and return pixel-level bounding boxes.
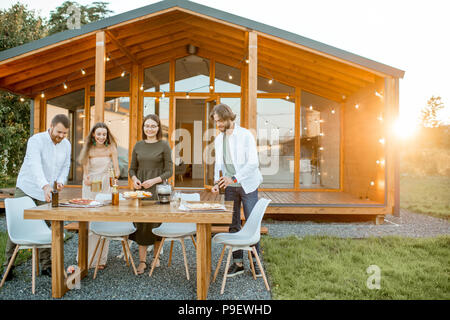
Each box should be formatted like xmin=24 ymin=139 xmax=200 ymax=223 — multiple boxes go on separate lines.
xmin=261 ymin=235 xmax=450 ymax=300
xmin=0 ymin=231 xmax=32 ymax=274
xmin=400 ymin=175 xmax=450 ymax=220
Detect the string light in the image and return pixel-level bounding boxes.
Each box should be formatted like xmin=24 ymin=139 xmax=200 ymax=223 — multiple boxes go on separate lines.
xmin=121 ymin=71 xmax=126 ymax=77
xmin=140 ymin=84 xmax=144 ymax=91
xmin=40 ymin=92 xmax=45 ymax=98
xmin=161 ymin=92 xmax=165 ymax=98
xmin=355 ymin=104 xmax=359 ymax=109
xmin=309 ymin=105 xmax=313 ymax=111
xmin=268 ymin=79 xmax=273 ymax=85
xmin=63 ymin=82 xmax=68 ymax=90
xmin=81 ymin=68 xmax=86 ymax=75
xmin=228 ymin=74 xmax=233 ymax=80
xmin=375 ymin=91 xmax=383 ymax=98
xmin=379 ymin=138 xmax=385 ymax=145
xmin=186 ymin=92 xmax=190 ymax=99
xmin=209 ymin=85 xmax=214 ymax=90
xmin=370 ymin=181 xmax=375 ymax=186
xmin=106 ymin=56 xmax=110 ymax=62
xmin=331 ymin=109 xmax=336 ymax=114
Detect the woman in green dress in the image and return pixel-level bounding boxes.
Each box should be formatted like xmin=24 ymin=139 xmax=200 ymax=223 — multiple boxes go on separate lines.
xmin=129 ymin=114 xmax=173 ymax=274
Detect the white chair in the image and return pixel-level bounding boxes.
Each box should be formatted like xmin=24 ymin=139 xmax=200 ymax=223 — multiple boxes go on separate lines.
xmin=149 ymin=193 xmax=199 ymax=280
xmin=89 ymin=193 xmax=137 ymax=279
xmin=0 ymin=197 xmax=52 ymax=294
xmin=212 ymin=198 xmax=271 ymax=294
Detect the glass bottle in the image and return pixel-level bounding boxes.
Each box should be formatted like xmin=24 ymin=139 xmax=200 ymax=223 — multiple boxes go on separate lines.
xmin=112 ymin=181 xmax=119 ymax=206
xmin=51 ymin=180 xmax=59 ymax=207
xmin=109 ymin=167 xmax=115 ymax=187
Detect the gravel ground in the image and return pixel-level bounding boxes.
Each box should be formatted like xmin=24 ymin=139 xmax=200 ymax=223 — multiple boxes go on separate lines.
xmin=0 ymin=209 xmax=449 ymax=300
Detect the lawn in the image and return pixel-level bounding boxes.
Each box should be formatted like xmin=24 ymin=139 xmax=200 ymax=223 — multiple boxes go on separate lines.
xmin=400 ymin=175 xmax=450 ymax=220
xmin=0 ymin=231 xmax=31 ymax=275
xmin=261 ymin=235 xmax=450 ymax=300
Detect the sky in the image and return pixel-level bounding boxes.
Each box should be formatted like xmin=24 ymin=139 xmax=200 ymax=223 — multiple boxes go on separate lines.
xmin=1 ymin=0 xmax=449 ymax=128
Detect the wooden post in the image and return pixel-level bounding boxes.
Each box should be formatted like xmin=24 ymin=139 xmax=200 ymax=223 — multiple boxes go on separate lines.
xmin=247 ymin=31 xmax=258 ymax=133
xmin=294 ymin=88 xmax=301 ymax=189
xmin=385 ymin=77 xmax=400 ymax=216
xmin=169 ymin=59 xmax=176 ymax=186
xmin=129 ymin=63 xmax=139 ymax=189
xmin=137 ymin=64 xmax=144 ymax=141
xmin=94 ymin=31 xmax=106 ymax=124
xmin=33 ymin=96 xmax=41 ymax=134
xmin=84 ymin=84 xmax=91 ymax=137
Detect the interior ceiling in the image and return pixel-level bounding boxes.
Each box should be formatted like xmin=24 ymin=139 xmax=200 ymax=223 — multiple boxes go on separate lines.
xmin=0 ymin=9 xmax=379 ymax=102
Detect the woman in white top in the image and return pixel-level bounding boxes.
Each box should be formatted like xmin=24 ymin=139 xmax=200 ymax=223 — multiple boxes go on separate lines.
xmin=77 ymin=122 xmax=120 ymax=269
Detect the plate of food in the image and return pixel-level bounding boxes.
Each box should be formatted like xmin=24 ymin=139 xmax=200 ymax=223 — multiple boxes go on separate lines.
xmin=60 ymin=199 xmax=103 ymax=208
xmin=123 ymin=191 xmax=152 ymax=199
xmin=179 ymin=202 xmax=226 ymax=211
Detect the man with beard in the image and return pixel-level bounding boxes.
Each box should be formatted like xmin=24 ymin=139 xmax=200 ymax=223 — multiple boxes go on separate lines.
xmin=2 ymin=114 xmax=71 ymax=280
xmin=210 ymin=104 xmax=263 ymax=277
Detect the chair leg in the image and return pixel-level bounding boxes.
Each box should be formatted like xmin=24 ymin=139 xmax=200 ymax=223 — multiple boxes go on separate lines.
xmin=93 ymin=238 xmax=106 ymax=280
xmin=251 ymin=246 xmax=270 ymax=291
xmin=123 ymin=237 xmax=137 ymax=276
xmin=32 ymin=247 xmax=36 ymax=294
xmin=180 ymin=238 xmax=190 ymax=280
xmin=190 ymin=235 xmax=197 ymax=250
xmin=168 ymin=241 xmax=174 ymax=267
xmin=220 ymin=246 xmax=233 ymax=294
xmin=0 ymin=245 xmax=20 ymax=288
xmin=88 ymin=236 xmax=102 ymax=269
xmin=121 ymin=240 xmax=130 ymax=267
xmin=149 ymin=237 xmax=165 ymax=277
xmin=213 ymin=245 xmax=226 ymax=283
xmin=248 ymin=251 xmax=256 ymax=280
xmin=35 ymin=249 xmax=39 ymax=277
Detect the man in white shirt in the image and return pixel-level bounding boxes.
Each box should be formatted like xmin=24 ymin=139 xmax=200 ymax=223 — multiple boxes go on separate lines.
xmin=2 ymin=114 xmax=71 ymax=280
xmin=211 ymin=104 xmax=263 ymax=278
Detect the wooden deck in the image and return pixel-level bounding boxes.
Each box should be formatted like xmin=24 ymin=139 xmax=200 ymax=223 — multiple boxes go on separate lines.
xmin=1 ymin=187 xmax=387 ymax=215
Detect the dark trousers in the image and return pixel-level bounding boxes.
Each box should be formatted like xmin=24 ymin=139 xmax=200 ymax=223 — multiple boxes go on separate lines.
xmin=225 ymin=186 xmax=259 ymax=263
xmin=2 ymin=188 xmax=51 ymax=270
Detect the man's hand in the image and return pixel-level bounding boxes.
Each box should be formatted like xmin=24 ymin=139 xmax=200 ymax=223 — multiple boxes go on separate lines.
xmin=211 ymin=184 xmax=219 ymax=194
xmin=43 ymin=184 xmax=52 ymax=202
xmin=218 ymin=176 xmax=233 ymax=189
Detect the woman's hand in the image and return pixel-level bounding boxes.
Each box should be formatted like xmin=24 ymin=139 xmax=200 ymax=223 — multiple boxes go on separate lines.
xmin=141 ymin=178 xmax=157 ymax=189
xmin=84 ymin=176 xmax=91 ymax=186
xmin=132 ymin=176 xmax=142 ymax=190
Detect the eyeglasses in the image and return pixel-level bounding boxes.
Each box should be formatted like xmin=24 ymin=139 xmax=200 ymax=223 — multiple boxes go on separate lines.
xmin=144 ymin=125 xmax=158 ymax=129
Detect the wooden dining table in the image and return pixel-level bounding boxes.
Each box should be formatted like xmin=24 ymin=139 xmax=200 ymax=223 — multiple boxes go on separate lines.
xmin=23 ymin=199 xmax=233 ymax=300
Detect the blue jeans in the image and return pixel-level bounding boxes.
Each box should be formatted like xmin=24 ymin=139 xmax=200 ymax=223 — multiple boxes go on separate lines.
xmin=225 ymin=186 xmax=259 ymax=263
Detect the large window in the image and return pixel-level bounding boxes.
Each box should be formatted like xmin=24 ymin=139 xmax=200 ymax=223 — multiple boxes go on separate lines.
xmin=143 ymin=62 xmax=170 ymax=93
xmin=175 ymin=56 xmax=210 ymax=92
xmin=47 ymin=89 xmax=84 ymax=184
xmin=143 ymin=96 xmax=170 ymax=140
xmin=257 ymin=98 xmax=295 ymax=188
xmin=214 ymin=62 xmax=241 ymax=93
xmin=300 ymin=90 xmax=340 ymax=189
xmin=90 ymin=96 xmax=130 ymax=182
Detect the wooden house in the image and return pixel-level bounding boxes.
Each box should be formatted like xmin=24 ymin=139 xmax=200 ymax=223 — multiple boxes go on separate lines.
xmin=0 ymin=0 xmax=404 ymax=222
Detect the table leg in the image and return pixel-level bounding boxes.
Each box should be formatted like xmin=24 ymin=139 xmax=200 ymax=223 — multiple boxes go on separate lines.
xmin=78 ymin=222 xmax=89 ymax=278
xmin=196 ymin=223 xmax=211 ymax=300
xmin=51 ymin=221 xmax=68 ymax=298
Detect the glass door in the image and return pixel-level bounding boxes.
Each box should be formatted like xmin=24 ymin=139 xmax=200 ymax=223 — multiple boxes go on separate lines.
xmin=203 ymin=97 xmax=219 ymax=189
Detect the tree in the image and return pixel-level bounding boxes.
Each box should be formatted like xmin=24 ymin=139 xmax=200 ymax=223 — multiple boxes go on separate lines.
xmin=0 ymin=3 xmax=47 ymax=180
xmin=47 ymin=1 xmax=112 ymax=35
xmin=420 ymin=96 xmax=445 ymax=128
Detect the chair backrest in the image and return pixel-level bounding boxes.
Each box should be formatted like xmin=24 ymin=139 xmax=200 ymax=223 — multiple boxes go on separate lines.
xmin=95 ymin=193 xmax=125 ymax=201
xmin=238 ymin=198 xmax=271 ymax=244
xmin=5 ymin=197 xmax=49 ymax=242
xmin=179 ymin=193 xmax=200 ymax=201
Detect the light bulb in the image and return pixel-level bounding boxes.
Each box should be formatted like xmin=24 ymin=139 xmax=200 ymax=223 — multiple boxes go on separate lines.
xmin=121 ymin=71 xmax=126 ymax=77
xmin=63 ymin=83 xmax=68 ymax=90
xmin=40 ymin=92 xmax=45 ymax=98
xmin=268 ymin=79 xmax=273 ymax=84
xmin=81 ymin=68 xmax=86 ymax=75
